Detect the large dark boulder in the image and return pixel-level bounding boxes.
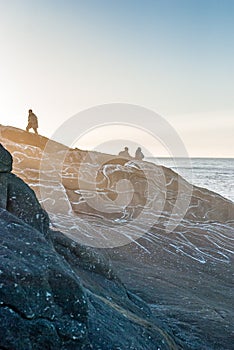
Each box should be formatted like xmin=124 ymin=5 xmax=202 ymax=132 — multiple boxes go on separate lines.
xmin=0 ymin=209 xmax=89 ymax=350
xmin=0 ymin=209 xmax=178 ymax=350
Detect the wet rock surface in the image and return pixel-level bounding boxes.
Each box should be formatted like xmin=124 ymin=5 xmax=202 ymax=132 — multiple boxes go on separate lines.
xmin=0 ymin=209 xmax=179 ymax=350
xmin=0 ymin=144 xmax=178 ymax=349
xmin=107 ymin=236 xmax=234 ymax=350
xmin=1 ymin=127 xmax=234 ymax=349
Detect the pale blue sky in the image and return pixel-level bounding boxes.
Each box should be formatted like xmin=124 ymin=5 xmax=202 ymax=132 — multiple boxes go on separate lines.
xmin=0 ymin=0 xmax=233 ymax=156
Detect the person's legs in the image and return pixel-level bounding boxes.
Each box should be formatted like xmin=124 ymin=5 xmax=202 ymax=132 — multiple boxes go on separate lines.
xmin=33 ymin=128 xmax=38 ymax=134
xmin=26 ymin=122 xmax=32 ymax=132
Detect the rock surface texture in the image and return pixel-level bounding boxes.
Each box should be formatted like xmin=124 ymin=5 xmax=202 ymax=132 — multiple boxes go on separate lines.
xmin=1 ymin=208 xmax=180 ymax=350
xmin=0 ymin=141 xmax=178 ymax=349
xmin=0 ymin=126 xmax=234 ymax=349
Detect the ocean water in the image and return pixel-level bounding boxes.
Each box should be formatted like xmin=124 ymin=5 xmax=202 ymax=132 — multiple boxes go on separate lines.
xmin=147 ymin=157 xmax=234 ymax=203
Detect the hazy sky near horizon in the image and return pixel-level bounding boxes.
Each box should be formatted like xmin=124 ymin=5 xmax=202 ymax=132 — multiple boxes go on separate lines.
xmin=0 ymin=0 xmax=233 ymax=157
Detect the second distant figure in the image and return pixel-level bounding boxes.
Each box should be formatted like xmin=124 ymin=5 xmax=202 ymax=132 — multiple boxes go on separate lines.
xmin=135 ymin=147 xmax=144 ymax=161
xmin=26 ymin=109 xmax=38 ymax=134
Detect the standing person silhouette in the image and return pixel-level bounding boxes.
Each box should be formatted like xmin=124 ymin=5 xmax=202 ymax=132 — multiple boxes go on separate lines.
xmin=135 ymin=147 xmax=144 ymax=160
xmin=26 ymin=109 xmax=38 ymax=134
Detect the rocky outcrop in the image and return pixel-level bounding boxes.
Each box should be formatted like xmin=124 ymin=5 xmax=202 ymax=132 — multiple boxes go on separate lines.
xmin=0 ymin=210 xmax=88 ymax=350
xmin=1 ymin=125 xmax=233 ymax=227
xmin=0 ymin=211 xmax=178 ymax=350
xmin=0 ymin=143 xmax=178 ymax=349
xmin=1 ymin=126 xmax=234 ymax=350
